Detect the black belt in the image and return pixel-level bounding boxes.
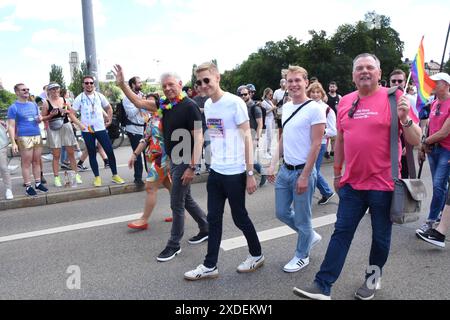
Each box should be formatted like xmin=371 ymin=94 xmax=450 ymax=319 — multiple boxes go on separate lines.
xmin=285 ymin=163 xmax=305 ymax=170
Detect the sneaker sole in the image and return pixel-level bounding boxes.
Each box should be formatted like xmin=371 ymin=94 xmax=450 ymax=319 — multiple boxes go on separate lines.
xmin=417 ymin=233 xmax=445 ymax=248
xmin=188 ymin=235 xmax=208 ymax=245
xmin=184 ymin=272 xmax=219 ymax=281
xmin=354 ymin=292 xmax=375 ymax=300
xmin=156 ymin=248 xmax=181 ymax=262
xmin=293 ymin=287 xmax=331 ymax=300
xmin=237 ymin=260 xmax=265 ymax=273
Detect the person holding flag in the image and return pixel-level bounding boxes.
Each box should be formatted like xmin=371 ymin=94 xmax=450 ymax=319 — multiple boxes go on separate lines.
xmin=416 ymin=72 xmax=450 ymax=236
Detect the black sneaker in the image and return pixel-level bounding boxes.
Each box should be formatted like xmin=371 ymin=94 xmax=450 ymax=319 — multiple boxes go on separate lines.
xmin=77 ymin=163 xmax=89 ymax=172
xmin=60 ymin=162 xmax=71 ymax=170
xmin=104 ymin=160 xmax=110 ymax=169
xmin=25 ymin=186 xmax=37 ymax=197
xmin=134 ymin=179 xmax=145 ymax=187
xmin=318 ymin=193 xmax=335 ymax=205
xmin=330 ymin=151 xmax=334 ymax=157
xmin=156 ymin=246 xmax=181 ymax=262
xmin=324 ymin=152 xmax=330 ymax=159
xmin=188 ymin=232 xmax=209 ymax=245
xmin=418 ymin=228 xmax=446 ymax=248
xmin=293 ymin=282 xmax=331 ymax=300
xmin=354 ymin=277 xmax=381 ymax=300
xmin=35 ymin=183 xmax=49 ymax=193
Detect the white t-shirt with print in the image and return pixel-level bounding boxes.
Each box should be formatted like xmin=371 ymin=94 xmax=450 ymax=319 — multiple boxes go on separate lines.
xmin=72 ymin=92 xmax=110 ymax=132
xmin=204 ymin=92 xmax=249 ymax=175
xmin=282 ymin=100 xmax=326 ymax=165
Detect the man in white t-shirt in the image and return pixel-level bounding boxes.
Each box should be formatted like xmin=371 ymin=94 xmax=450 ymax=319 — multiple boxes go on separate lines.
xmin=72 ymin=76 xmax=125 ymax=187
xmin=184 ymin=62 xmax=264 ymax=281
xmin=273 ymin=79 xmax=287 ymax=132
xmin=267 ymin=66 xmax=326 ymax=273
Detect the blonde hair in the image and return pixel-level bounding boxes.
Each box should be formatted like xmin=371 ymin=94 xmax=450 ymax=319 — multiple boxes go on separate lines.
xmin=262 ymin=87 xmax=273 ymax=100
xmin=287 ymin=66 xmax=308 ymax=80
xmin=196 ymin=62 xmax=220 ymax=75
xmin=306 ymin=82 xmax=328 ymax=103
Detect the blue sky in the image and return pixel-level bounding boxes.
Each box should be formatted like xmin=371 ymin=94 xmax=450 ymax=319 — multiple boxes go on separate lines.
xmin=0 ymin=0 xmax=449 ymax=95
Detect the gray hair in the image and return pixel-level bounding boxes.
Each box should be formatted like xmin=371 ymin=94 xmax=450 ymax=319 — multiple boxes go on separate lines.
xmin=160 ymin=72 xmax=181 ymax=83
xmin=353 ymin=53 xmax=381 ymax=71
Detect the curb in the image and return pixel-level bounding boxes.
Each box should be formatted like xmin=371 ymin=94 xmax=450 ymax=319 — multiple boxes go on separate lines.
xmin=0 ymin=173 xmax=209 ymax=211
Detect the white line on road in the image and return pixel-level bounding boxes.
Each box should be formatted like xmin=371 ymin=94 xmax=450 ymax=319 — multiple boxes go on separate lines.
xmin=0 ymin=213 xmax=142 ymax=244
xmin=220 ymin=214 xmax=337 ymax=251
xmin=0 ymin=213 xmax=336 ymax=247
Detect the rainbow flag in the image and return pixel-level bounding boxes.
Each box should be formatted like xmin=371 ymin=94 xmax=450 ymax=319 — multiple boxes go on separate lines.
xmin=411 ymin=37 xmax=436 ymax=115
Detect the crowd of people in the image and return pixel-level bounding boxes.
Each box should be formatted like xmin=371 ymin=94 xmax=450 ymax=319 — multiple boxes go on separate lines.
xmin=1 ymin=52 xmax=449 ymax=300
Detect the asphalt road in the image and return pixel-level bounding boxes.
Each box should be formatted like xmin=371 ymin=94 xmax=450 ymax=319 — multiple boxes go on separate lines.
xmin=0 ymin=155 xmax=448 ymax=302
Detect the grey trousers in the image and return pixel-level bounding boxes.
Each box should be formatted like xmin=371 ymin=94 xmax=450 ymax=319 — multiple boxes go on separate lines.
xmin=167 ymin=161 xmax=208 ymax=248
xmin=0 ymin=147 xmax=12 ymax=190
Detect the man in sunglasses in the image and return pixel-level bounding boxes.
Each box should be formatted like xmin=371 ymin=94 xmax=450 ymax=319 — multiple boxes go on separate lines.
xmin=72 ymin=76 xmax=125 ymax=188
xmin=293 ymin=53 xmax=421 ymax=301
xmin=7 ymin=83 xmax=48 ymax=196
xmin=184 ymin=62 xmax=264 ymax=280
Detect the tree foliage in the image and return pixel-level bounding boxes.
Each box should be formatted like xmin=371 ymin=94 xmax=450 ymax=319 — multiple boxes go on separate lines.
xmin=221 ymin=11 xmax=404 ymax=95
xmin=49 ymin=64 xmax=66 ymax=90
xmin=69 ymin=62 xmax=88 ymax=97
xmin=0 ymin=89 xmax=16 ymax=113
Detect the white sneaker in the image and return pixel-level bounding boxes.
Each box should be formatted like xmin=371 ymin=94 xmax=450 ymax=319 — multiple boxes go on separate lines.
xmin=184 ymin=264 xmax=219 ymax=281
xmin=237 ymin=255 xmax=265 ymax=273
xmin=41 ymin=154 xmax=53 ymax=161
xmin=7 ymin=164 xmax=19 ymax=172
xmin=311 ymin=231 xmax=322 ymax=248
xmin=5 ymin=189 xmax=13 ymax=200
xmin=283 ymin=256 xmax=310 ymax=273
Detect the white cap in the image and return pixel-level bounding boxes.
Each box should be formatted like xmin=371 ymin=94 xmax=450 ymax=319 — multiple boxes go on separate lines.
xmin=430 ymin=72 xmax=450 ymax=85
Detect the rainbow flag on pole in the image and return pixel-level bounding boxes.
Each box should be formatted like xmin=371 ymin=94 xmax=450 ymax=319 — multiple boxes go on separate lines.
xmin=411 ymin=36 xmax=436 ymax=115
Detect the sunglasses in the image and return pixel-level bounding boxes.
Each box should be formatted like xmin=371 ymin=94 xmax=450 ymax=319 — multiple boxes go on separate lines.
xmin=390 ymin=79 xmax=404 ymax=84
xmin=239 ymin=93 xmax=249 ymax=97
xmin=20 ymin=88 xmax=30 ymax=92
xmin=195 ymin=78 xmax=210 ymax=87
xmin=435 ymin=104 xmax=442 ymax=116
xmin=348 ymin=96 xmax=360 ymax=118
xmin=84 ymin=82 xmax=94 ymax=85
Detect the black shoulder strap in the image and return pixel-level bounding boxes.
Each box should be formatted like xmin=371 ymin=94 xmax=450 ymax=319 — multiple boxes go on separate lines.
xmin=282 ymin=100 xmax=313 ymax=129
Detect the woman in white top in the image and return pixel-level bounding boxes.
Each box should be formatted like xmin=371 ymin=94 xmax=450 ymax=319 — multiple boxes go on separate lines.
xmin=261 ymin=88 xmax=277 ymax=158
xmin=306 ymin=82 xmax=337 ymax=205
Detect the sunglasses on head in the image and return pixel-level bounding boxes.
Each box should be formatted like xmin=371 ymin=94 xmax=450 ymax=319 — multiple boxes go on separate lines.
xmin=348 ymin=96 xmax=360 ymax=118
xmin=391 ymin=79 xmax=403 ymax=84
xmin=195 ymin=78 xmax=210 ymax=87
xmin=84 ymin=82 xmax=94 ymax=85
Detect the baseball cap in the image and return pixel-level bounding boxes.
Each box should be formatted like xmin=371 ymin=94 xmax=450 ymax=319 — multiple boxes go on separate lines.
xmin=236 ymin=85 xmax=247 ymax=95
xmin=430 ymin=72 xmax=450 ymax=85
xmin=47 ymin=83 xmax=61 ymax=90
xmin=246 ymin=84 xmax=256 ymax=92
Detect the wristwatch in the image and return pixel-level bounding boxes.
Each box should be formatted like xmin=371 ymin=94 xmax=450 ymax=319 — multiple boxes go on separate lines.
xmin=247 ymin=170 xmax=254 ymax=177
xmin=189 ymin=165 xmax=197 ymax=172
xmin=401 ymin=119 xmax=413 ymax=128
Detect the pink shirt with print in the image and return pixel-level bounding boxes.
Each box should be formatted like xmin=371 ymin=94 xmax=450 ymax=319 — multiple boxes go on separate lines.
xmin=337 ymin=87 xmax=415 ymax=191
xmin=428 ymin=98 xmax=450 ymax=151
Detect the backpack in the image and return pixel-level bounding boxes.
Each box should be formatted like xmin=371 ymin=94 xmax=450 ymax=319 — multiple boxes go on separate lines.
xmin=115 ymin=100 xmax=128 ymax=127
xmin=115 ymin=99 xmax=146 ymax=127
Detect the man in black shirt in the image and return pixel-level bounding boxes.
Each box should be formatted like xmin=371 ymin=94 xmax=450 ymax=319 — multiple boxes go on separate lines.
xmin=114 ymin=65 xmax=209 ymax=262
xmin=325 ymin=81 xmax=342 ymax=158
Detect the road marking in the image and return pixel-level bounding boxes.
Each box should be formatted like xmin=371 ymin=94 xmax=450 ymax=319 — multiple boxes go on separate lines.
xmin=0 ymin=213 xmax=336 ymax=246
xmin=220 ymin=214 xmax=337 ymax=251
xmin=0 ymin=213 xmax=142 ymax=244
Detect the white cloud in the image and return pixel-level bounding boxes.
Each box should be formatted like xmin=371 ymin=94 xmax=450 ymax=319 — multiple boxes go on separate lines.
xmin=0 ymin=15 xmax=21 ymax=32
xmin=31 ymin=28 xmax=81 ymax=45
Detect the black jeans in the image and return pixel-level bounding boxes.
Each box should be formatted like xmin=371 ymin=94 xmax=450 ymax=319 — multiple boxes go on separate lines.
xmin=127 ymin=132 xmax=143 ymax=181
xmin=204 ymin=170 xmax=262 ymax=268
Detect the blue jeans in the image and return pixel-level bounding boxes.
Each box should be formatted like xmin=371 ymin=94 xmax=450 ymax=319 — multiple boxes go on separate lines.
xmin=275 ymin=165 xmax=317 ymax=259
xmin=82 ymin=130 xmax=117 ymax=177
xmin=204 ymin=170 xmax=262 ymax=268
xmin=167 ymin=162 xmax=208 ymax=248
xmin=127 ymin=132 xmax=143 ymax=181
xmin=427 ymin=145 xmax=450 ymax=221
xmin=316 ymin=144 xmax=333 ymax=197
xmin=314 ymin=184 xmax=393 ymax=296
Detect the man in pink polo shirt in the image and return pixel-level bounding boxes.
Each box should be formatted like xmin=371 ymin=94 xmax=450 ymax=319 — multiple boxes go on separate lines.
xmin=293 ymin=53 xmax=421 ymax=300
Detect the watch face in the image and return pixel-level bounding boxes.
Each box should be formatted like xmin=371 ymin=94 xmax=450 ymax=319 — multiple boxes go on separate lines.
xmin=247 ymin=170 xmax=254 ymax=176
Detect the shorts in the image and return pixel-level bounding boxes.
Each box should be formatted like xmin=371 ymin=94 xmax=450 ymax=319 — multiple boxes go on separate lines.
xmin=46 ymin=123 xmax=77 ymax=149
xmin=17 ymin=135 xmax=42 ymax=150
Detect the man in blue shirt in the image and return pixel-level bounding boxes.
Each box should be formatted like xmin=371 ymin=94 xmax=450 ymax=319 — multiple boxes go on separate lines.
xmin=7 ymin=83 xmax=48 ymax=196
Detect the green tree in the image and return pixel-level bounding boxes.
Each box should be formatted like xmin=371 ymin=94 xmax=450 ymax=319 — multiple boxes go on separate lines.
xmin=444 ymin=59 xmax=450 ymax=73
xmin=0 ymin=89 xmax=16 ymax=113
xmin=49 ymin=64 xmax=66 ymax=89
xmin=99 ymin=82 xmax=123 ymax=105
xmin=69 ymin=61 xmax=88 ymax=97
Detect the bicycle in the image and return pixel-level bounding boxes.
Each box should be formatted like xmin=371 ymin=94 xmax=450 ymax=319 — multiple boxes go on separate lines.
xmin=108 ymin=117 xmax=126 ymax=149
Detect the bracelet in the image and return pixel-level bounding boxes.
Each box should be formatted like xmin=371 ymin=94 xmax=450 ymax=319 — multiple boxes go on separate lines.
xmin=333 ymin=175 xmax=343 ymax=180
